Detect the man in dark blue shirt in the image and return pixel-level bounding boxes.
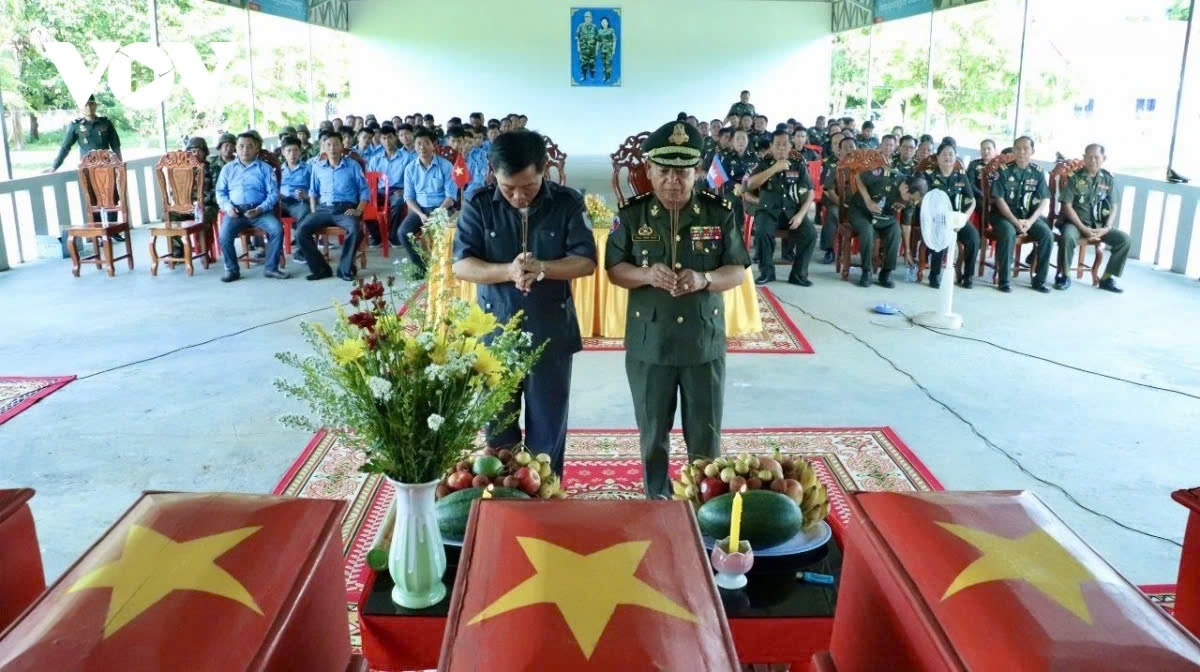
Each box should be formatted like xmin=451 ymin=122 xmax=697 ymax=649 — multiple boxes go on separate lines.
xmin=452 ymin=130 xmax=597 ymax=477
xmin=296 ymin=132 xmax=369 ymax=281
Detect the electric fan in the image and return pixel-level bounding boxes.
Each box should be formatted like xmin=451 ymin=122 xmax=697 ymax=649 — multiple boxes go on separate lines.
xmin=913 ymin=189 xmax=967 ymax=330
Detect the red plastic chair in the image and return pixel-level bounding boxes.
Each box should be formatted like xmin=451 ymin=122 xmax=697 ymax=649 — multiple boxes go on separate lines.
xmin=363 ymin=171 xmax=391 ymax=257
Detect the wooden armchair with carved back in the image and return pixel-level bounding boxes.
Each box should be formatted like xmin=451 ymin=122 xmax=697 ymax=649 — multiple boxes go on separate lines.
xmin=543 ymin=135 xmax=567 ymax=185
xmin=835 ymin=149 xmax=889 ymax=281
xmin=610 ymin=131 xmax=652 ymax=208
xmin=150 ymin=150 xmax=211 ymax=276
xmin=1049 ymin=158 xmax=1103 ymax=286
xmin=70 ymin=149 xmax=133 ymax=277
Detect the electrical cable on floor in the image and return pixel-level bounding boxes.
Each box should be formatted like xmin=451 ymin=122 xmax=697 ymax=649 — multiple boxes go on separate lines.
xmin=775 ymin=296 xmax=1184 ymax=550
xmin=74 ymin=303 xmax=341 ymax=382
xmin=898 ymin=312 xmax=1200 ymax=402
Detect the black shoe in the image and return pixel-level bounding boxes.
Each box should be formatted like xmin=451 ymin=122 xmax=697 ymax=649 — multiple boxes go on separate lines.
xmin=821 ymin=250 xmax=835 ymax=264
xmin=389 ymin=237 xmax=403 ymax=247
xmin=253 ymin=250 xmax=266 ymax=261
xmin=369 ymin=238 xmax=382 ymax=248
xmin=1031 ymin=282 xmax=1051 ymax=294
xmin=306 ymin=270 xmax=333 ymax=281
xmin=858 ymin=271 xmax=872 ymax=288
xmin=1099 ymin=278 xmax=1124 ymax=293
xmin=781 ymin=253 xmax=796 ymax=263
xmin=170 ymin=243 xmax=185 ymax=258
xmin=754 ymin=275 xmax=773 ymax=286
xmin=787 ymin=276 xmax=813 ymax=287
xmin=961 ymin=276 xmax=974 ymax=289
xmin=1024 ymin=250 xmax=1035 ymax=265
xmin=337 ymin=268 xmax=357 ymax=281
xmin=221 ymin=271 xmax=240 ymax=283
xmin=112 ymin=233 xmax=126 ymax=242
xmin=998 ymin=282 xmax=1012 ymax=293
xmin=929 ymin=277 xmax=940 ymax=289
xmin=293 ymin=251 xmax=307 ymax=263
xmin=877 ymin=271 xmax=894 ymax=289
xmin=264 ymin=269 xmax=290 ymax=279
xmin=1054 ymin=276 xmax=1071 ymax=290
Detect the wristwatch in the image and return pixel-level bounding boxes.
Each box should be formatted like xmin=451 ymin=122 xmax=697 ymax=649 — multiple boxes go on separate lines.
xmin=536 ymin=262 xmax=546 ymax=282
xmin=702 ymin=272 xmax=713 ymax=289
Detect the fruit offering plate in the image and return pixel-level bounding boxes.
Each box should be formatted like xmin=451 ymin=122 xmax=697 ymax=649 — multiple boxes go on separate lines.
xmin=702 ymin=521 xmax=832 ymax=557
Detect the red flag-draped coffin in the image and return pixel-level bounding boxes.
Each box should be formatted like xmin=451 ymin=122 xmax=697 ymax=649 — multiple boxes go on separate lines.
xmin=0 ymin=489 xmax=45 ymax=632
xmin=0 ymin=492 xmax=355 ymax=672
xmin=828 ymin=490 xmax=1200 ymax=672
xmin=439 ymin=499 xmax=739 ymax=671
xmin=1174 ymin=486 xmax=1200 ymax=637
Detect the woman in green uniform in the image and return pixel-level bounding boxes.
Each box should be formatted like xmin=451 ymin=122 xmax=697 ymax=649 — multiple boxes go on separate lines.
xmin=921 ymin=141 xmax=979 ymax=289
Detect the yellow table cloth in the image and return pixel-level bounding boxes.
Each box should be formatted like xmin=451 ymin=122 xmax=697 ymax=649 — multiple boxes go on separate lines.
xmin=432 ymin=227 xmax=761 ymax=339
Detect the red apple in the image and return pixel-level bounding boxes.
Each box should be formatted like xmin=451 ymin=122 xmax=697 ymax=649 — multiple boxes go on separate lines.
xmin=515 ymin=466 xmax=541 ymax=496
xmin=770 ymin=478 xmax=787 ymax=494
xmin=502 ymin=475 xmax=520 ymax=489
xmin=729 ymin=476 xmax=747 ymax=493
xmin=699 ymin=477 xmax=728 ymax=503
xmin=784 ymin=478 xmax=804 ymax=503
xmin=472 ymin=474 xmax=490 ymax=489
xmin=446 ymin=470 xmax=473 ymax=491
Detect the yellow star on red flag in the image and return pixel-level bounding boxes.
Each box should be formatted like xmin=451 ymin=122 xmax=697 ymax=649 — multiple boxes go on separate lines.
xmin=937 ymin=522 xmax=1095 ymax=624
xmin=468 ymin=537 xmax=698 ymax=659
xmin=69 ymin=524 xmax=263 ymax=638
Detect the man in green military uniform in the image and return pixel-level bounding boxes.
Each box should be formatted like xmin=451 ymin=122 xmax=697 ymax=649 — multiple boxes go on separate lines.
xmin=893 ymin=135 xmax=918 ymax=175
xmin=209 ymin=133 xmax=237 ymax=175
xmin=720 ymin=128 xmax=759 ymax=236
xmin=728 ymin=90 xmax=756 ymax=119
xmin=817 ymin=133 xmax=849 ymax=264
xmin=1055 ymin=143 xmax=1131 ymax=293
xmin=988 ymin=136 xmax=1054 ymax=293
xmin=47 ymin=94 xmax=121 ymax=173
xmin=849 ymin=163 xmax=927 ymax=288
xmin=606 ymin=121 xmax=752 ymax=499
xmin=747 ymin=130 xmax=816 ymax=286
xmin=575 ymin=11 xmax=598 ymax=81
xmin=596 ymin=16 xmax=617 ymax=82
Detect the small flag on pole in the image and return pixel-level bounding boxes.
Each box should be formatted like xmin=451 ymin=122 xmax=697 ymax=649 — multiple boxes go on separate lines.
xmin=452 ymin=153 xmax=472 ymax=190
xmin=706 ymin=154 xmax=729 ymax=191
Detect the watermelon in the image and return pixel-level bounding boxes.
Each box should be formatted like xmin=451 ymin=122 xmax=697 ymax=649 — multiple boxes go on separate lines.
xmin=696 ymin=490 xmax=802 ymax=550
xmin=435 ymin=486 xmax=529 ymax=540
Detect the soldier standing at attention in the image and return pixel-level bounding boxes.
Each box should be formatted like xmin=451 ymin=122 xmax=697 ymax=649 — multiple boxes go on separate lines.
xmin=849 ymin=160 xmax=927 ymax=288
xmin=728 ymin=90 xmax=756 ymax=119
xmin=989 ymin=136 xmax=1054 ymax=293
xmin=1055 ymin=143 xmax=1131 ymax=293
xmin=596 ymin=16 xmax=618 ymax=82
xmin=747 ymin=130 xmax=816 ymax=286
xmin=575 ymin=11 xmax=598 ymax=81
xmin=47 ymin=94 xmax=121 ymax=173
xmin=606 ymin=121 xmax=751 ymax=499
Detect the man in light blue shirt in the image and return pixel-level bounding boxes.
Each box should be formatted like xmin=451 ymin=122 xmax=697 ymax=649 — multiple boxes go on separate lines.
xmin=453 ymin=127 xmax=490 ymax=201
xmin=367 ymin=125 xmax=413 ymax=246
xmin=279 ymin=136 xmax=313 ymax=262
xmin=397 ymin=127 xmax=456 ymax=277
xmin=215 ymin=132 xmax=288 ymax=282
xmin=296 ymin=132 xmax=369 ymax=281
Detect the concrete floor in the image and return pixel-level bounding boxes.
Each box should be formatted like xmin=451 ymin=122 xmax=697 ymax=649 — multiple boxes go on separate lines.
xmin=2 ymin=155 xmax=1198 ymax=587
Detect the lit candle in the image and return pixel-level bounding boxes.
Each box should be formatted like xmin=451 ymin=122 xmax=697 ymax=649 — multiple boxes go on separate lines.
xmin=728 ymin=486 xmax=745 ymax=551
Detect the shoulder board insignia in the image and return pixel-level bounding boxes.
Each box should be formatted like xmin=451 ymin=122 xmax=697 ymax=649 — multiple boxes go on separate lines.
xmin=698 ymin=190 xmax=732 ymax=210
xmin=627 ymin=192 xmax=653 ymax=205
xmin=1031 ymin=163 xmax=1043 ymax=172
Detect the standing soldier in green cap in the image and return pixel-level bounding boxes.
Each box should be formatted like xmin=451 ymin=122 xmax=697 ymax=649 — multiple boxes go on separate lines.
xmin=606 ymin=121 xmax=752 ymax=499
xmin=596 ymin=16 xmax=617 ymax=82
xmin=575 ymin=11 xmax=598 ymax=81
xmin=46 ymin=94 xmax=121 ymax=173
xmin=728 ymin=90 xmax=756 ymax=119
xmin=1055 ymin=143 xmax=1131 ymax=293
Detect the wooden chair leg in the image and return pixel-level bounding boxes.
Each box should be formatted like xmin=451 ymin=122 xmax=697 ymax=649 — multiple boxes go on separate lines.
xmin=68 ymin=233 xmax=81 ymax=277
xmin=103 ymin=235 xmax=116 ymax=277
xmin=200 ymin=230 xmax=211 ymax=270
xmin=183 ymin=235 xmax=194 ymax=276
xmin=149 ymin=235 xmax=160 ymax=276
xmin=1092 ymin=243 xmax=1104 ymax=286
xmin=125 ymin=231 xmax=134 ymax=269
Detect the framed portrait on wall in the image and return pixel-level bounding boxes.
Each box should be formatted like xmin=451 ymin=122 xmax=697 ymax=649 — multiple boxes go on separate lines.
xmin=571 ymin=7 xmax=621 ymax=87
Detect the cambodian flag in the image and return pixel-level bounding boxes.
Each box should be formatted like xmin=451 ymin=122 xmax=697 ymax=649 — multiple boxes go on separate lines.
xmin=707 ymin=154 xmax=729 ymax=191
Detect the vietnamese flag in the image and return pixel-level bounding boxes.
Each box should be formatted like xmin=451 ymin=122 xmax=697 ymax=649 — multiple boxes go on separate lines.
xmin=452 ymin=152 xmax=472 ymax=191
xmin=833 ymin=491 xmax=1200 ymax=671
xmin=439 ymin=500 xmax=739 ymax=671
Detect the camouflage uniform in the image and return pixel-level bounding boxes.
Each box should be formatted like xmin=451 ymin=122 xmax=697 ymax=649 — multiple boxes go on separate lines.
xmin=596 ymin=25 xmax=617 ymax=81
xmin=576 ymin=17 xmax=598 ymax=80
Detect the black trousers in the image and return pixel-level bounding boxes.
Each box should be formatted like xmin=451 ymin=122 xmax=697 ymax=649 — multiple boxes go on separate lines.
xmin=928 ymin=224 xmax=981 ymax=283
xmin=297 ymin=202 xmax=362 ymax=277
xmin=754 ymin=210 xmax=816 ymax=281
xmin=487 ymin=352 xmax=573 ymax=478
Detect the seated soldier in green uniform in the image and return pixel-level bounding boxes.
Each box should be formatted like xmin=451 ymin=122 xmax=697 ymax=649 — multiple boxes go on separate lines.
xmin=878 ymin=134 xmax=898 ymax=162
xmin=849 ymin=162 xmax=927 ymax=288
xmin=1055 ymin=143 xmax=1131 ymax=293
xmin=721 ymin=129 xmax=759 ymax=235
xmin=922 ymin=141 xmax=979 ymax=289
xmin=966 ymin=139 xmax=998 ymax=206
xmin=606 ymin=121 xmax=751 ymax=499
xmin=747 ymin=130 xmax=816 ymax=286
xmin=988 ymin=136 xmax=1054 ymax=293
xmin=893 ymin=135 xmax=918 ymax=175
xmin=818 ymin=133 xmax=852 ymax=264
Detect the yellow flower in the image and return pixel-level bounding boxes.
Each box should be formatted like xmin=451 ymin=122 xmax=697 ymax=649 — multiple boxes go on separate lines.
xmin=472 ymin=343 xmax=505 ymax=388
xmin=376 ymin=314 xmax=401 ymax=336
xmin=330 ymin=338 xmax=367 ymax=365
xmin=430 ymin=334 xmax=451 ymax=365
xmin=456 ymin=303 xmax=500 ymax=338
xmin=402 ymin=334 xmax=423 ymax=362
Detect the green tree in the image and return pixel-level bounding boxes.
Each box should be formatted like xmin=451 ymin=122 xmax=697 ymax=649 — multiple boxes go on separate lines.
xmin=1168 ymin=0 xmax=1190 ymax=21
xmin=830 ymin=29 xmax=870 ymax=116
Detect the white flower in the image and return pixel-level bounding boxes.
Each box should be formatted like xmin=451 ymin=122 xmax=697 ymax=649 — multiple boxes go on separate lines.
xmin=427 ymin=414 xmax=445 ymax=431
xmin=367 ymin=376 xmax=393 ymax=401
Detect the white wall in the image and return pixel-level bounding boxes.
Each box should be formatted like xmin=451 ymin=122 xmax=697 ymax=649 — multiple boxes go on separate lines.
xmin=348 ymin=0 xmax=832 ymax=155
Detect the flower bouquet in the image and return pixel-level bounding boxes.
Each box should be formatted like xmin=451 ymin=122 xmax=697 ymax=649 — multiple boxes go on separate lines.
xmin=584 ymin=192 xmax=615 ymax=229
xmin=275 ymin=209 xmax=542 ymax=608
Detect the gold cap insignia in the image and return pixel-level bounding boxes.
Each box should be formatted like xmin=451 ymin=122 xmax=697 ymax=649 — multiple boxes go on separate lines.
xmin=692 ymin=202 xmax=701 ymax=215
xmin=669 ymin=124 xmax=689 ymax=146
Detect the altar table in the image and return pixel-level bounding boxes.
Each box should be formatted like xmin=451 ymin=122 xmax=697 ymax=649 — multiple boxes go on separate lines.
xmin=428 ymin=227 xmax=763 ymax=339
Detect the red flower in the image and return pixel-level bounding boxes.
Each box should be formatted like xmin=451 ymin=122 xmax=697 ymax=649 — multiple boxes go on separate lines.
xmin=348 ymin=311 xmax=377 ymax=330
xmin=360 ymin=281 xmax=385 ymax=300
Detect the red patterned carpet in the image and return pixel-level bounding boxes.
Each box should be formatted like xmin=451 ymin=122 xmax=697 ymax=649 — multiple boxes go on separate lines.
xmin=0 ymin=376 xmax=75 ymax=425
xmin=272 ymin=426 xmax=939 ymax=652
